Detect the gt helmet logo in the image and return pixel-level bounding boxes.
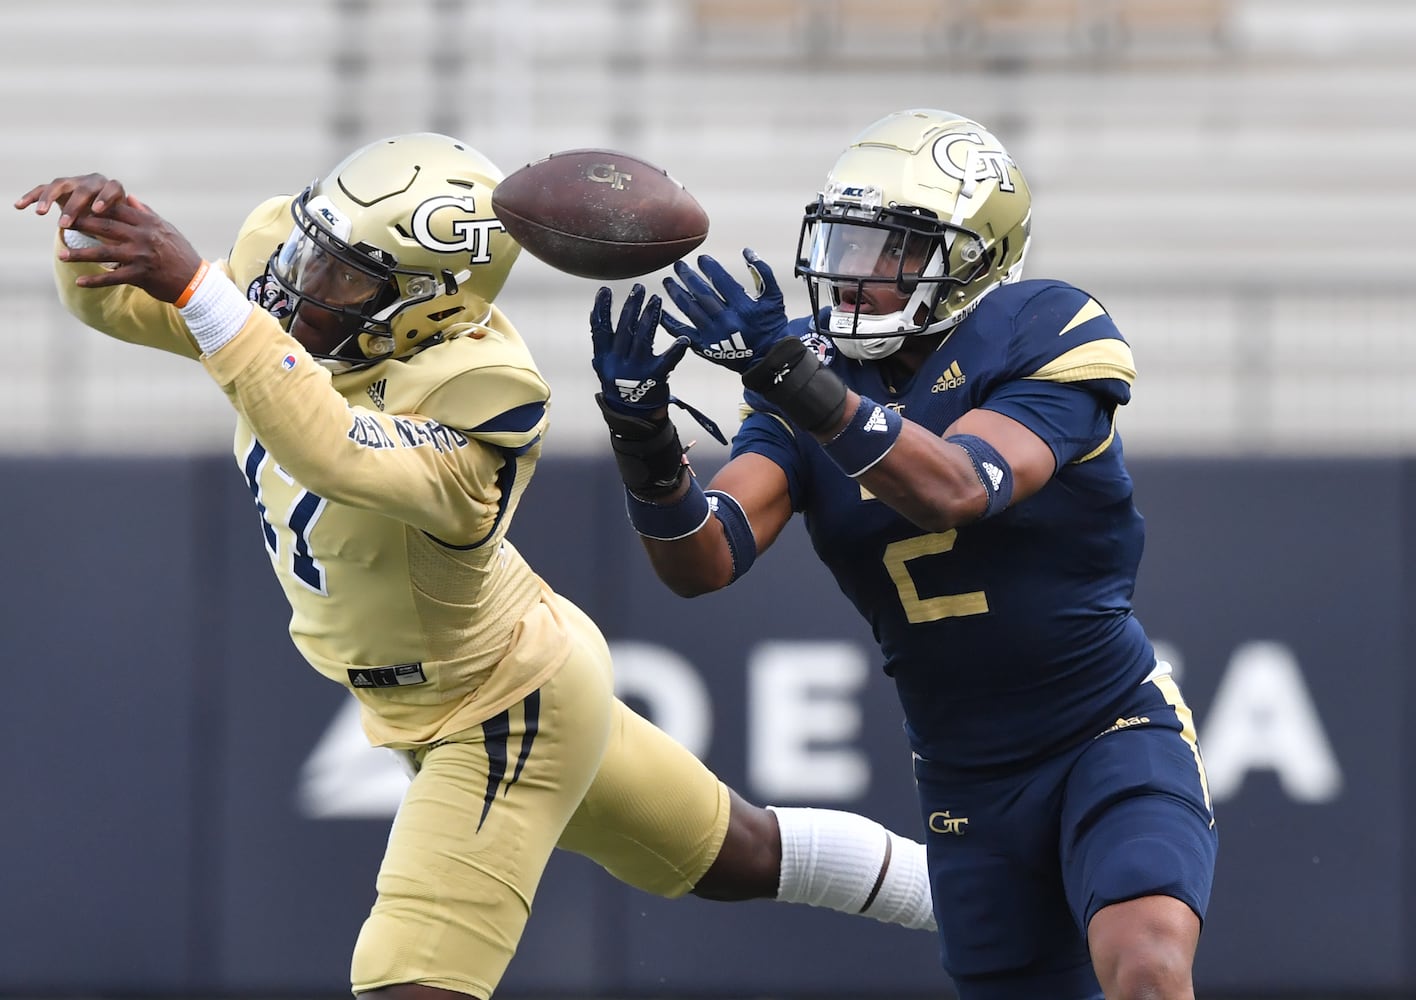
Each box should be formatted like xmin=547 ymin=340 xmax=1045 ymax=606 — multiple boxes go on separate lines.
xmin=410 ymin=195 xmax=507 ymax=262
xmin=931 ymin=130 xmax=1018 ymax=194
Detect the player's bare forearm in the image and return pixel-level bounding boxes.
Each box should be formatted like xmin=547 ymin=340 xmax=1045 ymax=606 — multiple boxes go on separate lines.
xmin=643 ymin=523 xmax=734 ymax=597
xmin=640 ymin=453 xmax=793 ymax=597
xmin=853 ymin=408 xmax=1058 ymax=531
xmin=853 ymin=423 xmax=990 ymax=532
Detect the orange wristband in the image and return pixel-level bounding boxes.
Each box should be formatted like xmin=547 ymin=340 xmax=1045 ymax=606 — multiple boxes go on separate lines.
xmin=174 ymin=260 xmax=211 ymax=308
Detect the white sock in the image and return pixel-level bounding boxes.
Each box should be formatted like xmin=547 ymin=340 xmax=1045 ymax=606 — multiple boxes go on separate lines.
xmin=768 ymin=806 xmax=935 ymax=932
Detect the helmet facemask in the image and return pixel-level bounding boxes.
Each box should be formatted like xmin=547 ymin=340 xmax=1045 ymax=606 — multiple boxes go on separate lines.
xmin=261 ymin=133 xmax=518 ymax=373
xmin=795 ymin=110 xmax=1035 ymax=362
xmin=797 ymin=187 xmax=992 ymax=360
xmin=269 ymin=190 xmax=471 ymax=371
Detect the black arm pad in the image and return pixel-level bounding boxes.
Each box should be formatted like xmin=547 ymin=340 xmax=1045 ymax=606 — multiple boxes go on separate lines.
xmin=741 ymin=337 xmax=850 ymax=435
xmin=595 ymin=393 xmax=688 ymax=499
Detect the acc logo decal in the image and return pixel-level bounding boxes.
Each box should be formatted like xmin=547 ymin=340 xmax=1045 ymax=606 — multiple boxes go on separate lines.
xmin=411 ymin=195 xmax=506 ymax=262
xmin=800 ymin=330 xmax=836 ymax=367
xmin=248 ymin=273 xmax=293 ymax=319
xmin=932 ymin=129 xmax=1017 ymax=193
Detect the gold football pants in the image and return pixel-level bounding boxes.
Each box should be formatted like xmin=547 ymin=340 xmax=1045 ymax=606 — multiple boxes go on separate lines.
xmin=350 ymin=597 xmax=614 ymax=998
xmin=350 ymin=597 xmax=730 ymax=998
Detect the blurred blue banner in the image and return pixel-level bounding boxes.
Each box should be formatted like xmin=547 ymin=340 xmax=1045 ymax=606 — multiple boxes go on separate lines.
xmin=0 ymin=456 xmax=1407 ymax=996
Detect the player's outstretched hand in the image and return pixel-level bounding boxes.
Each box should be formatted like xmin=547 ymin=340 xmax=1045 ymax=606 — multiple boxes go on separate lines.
xmin=590 ymin=283 xmax=691 ymax=416
xmin=15 ymin=174 xmax=204 ymax=304
xmin=661 ymin=249 xmax=791 ymax=374
xmin=15 ymin=173 xmax=128 ymax=227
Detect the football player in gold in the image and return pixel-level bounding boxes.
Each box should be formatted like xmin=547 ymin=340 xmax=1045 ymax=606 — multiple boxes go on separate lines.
xmin=17 ymin=132 xmax=934 ymax=1000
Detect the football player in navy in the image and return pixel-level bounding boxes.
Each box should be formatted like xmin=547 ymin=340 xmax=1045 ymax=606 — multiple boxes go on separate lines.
xmin=16 ymin=133 xmax=936 ymax=1000
xmin=590 ymin=109 xmax=1217 ymax=1000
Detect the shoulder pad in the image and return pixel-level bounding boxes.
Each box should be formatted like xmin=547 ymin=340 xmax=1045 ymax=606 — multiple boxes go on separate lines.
xmin=992 ymin=280 xmax=1136 ymax=407
xmin=225 ymin=196 xmax=293 ymax=290
xmin=342 ymin=305 xmax=549 ymax=450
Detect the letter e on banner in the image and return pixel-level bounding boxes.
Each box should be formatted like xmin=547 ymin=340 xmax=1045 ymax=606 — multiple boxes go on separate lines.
xmin=748 ymin=641 xmax=870 ymax=802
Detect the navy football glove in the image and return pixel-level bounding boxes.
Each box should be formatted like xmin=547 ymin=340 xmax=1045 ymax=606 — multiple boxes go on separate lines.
xmin=661 ymin=249 xmax=791 ymax=374
xmin=591 ymin=283 xmax=690 ymax=416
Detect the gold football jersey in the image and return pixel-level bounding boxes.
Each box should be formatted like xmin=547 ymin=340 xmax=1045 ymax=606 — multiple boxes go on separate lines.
xmin=56 ymin=197 xmax=569 ymax=748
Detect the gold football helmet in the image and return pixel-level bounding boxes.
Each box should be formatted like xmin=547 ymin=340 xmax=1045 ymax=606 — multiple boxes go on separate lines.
xmin=796 ymin=109 xmax=1032 ymax=361
xmin=268 ymin=132 xmax=520 ymax=369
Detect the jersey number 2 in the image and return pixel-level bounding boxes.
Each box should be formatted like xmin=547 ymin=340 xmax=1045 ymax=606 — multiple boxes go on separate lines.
xmin=883 ymin=530 xmax=988 ymax=623
xmin=242 ymin=439 xmax=329 ymax=595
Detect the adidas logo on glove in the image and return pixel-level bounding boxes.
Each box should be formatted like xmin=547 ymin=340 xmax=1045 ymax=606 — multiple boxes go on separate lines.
xmin=701 ymin=333 xmax=755 ymax=361
xmin=615 ymin=377 xmax=659 ymax=404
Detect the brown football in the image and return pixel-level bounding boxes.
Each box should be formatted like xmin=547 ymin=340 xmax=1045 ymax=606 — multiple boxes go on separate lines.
xmin=491 ymin=148 xmax=709 ymax=281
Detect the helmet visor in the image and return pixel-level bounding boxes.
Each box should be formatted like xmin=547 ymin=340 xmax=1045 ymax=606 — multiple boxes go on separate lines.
xmin=268 ymin=192 xmax=407 ymax=361
xmin=803 ymin=214 xmax=943 ymax=292
xmin=273 ymin=194 xmax=394 ymax=317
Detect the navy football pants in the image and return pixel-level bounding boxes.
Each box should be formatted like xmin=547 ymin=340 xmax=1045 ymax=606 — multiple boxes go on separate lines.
xmin=913 ymin=675 xmax=1217 ymax=1000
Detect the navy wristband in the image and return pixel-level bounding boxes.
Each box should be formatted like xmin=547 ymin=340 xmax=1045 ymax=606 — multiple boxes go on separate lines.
xmin=706 ymin=489 xmax=757 ymax=581
xmin=822 ymin=396 xmax=903 ymax=477
xmin=625 ymin=479 xmax=712 ymax=541
xmin=945 ymin=433 xmax=1014 ymax=518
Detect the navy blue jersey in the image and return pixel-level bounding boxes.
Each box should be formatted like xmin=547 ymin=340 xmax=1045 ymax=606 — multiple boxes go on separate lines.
xmin=733 ymin=279 xmax=1156 ymax=770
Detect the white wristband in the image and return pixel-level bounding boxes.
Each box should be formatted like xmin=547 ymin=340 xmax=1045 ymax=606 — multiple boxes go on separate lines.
xmin=179 ymin=267 xmax=253 ymax=355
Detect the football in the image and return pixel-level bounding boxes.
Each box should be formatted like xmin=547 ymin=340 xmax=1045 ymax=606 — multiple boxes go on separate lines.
xmin=491 ymin=148 xmax=709 ymax=281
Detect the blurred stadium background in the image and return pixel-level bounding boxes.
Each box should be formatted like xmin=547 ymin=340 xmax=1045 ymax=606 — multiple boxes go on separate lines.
xmin=6 ymin=0 xmax=1415 ymax=459
xmin=2 ymin=1 xmax=1414 ymax=998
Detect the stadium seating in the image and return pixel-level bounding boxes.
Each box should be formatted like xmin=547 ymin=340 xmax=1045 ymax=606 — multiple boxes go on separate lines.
xmin=3 ymin=0 xmax=1412 ymax=454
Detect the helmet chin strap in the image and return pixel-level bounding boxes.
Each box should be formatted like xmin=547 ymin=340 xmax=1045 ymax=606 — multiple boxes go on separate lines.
xmin=830 ymin=312 xmax=910 ymax=361
xmin=827 ymin=276 xmax=949 ymax=361
xmin=834 ymin=336 xmax=906 ymax=362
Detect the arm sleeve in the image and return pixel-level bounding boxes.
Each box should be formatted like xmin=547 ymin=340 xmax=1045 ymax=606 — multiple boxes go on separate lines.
xmin=980 ymin=379 xmax=1117 ymax=467
xmin=982 ymin=281 xmax=1136 ymax=466
xmin=50 ymin=194 xmax=295 ymax=360
xmin=201 ymin=307 xmax=548 ymax=546
xmin=52 ymin=231 xmax=202 ymax=360
xmin=730 ymin=401 xmax=809 ymax=512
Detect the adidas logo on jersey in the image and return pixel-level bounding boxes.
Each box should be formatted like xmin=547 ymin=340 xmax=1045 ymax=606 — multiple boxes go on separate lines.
xmin=366 ymin=378 xmax=388 ymax=410
xmin=863 ymin=406 xmax=889 ymax=433
xmin=931 ymin=360 xmax=967 ymax=393
xmin=701 ymin=333 xmax=755 ymax=361
xmin=615 ymin=377 xmax=659 ymax=404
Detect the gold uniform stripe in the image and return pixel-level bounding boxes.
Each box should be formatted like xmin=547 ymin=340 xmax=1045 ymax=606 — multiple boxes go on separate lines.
xmin=1150 ymin=673 xmax=1216 ymax=827
xmin=1058 ymin=298 xmax=1107 ymax=337
xmin=1027 ymin=339 xmax=1136 ymax=387
xmin=1072 ymin=421 xmax=1116 ymax=464
xmin=742 ymin=403 xmax=796 ymax=439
